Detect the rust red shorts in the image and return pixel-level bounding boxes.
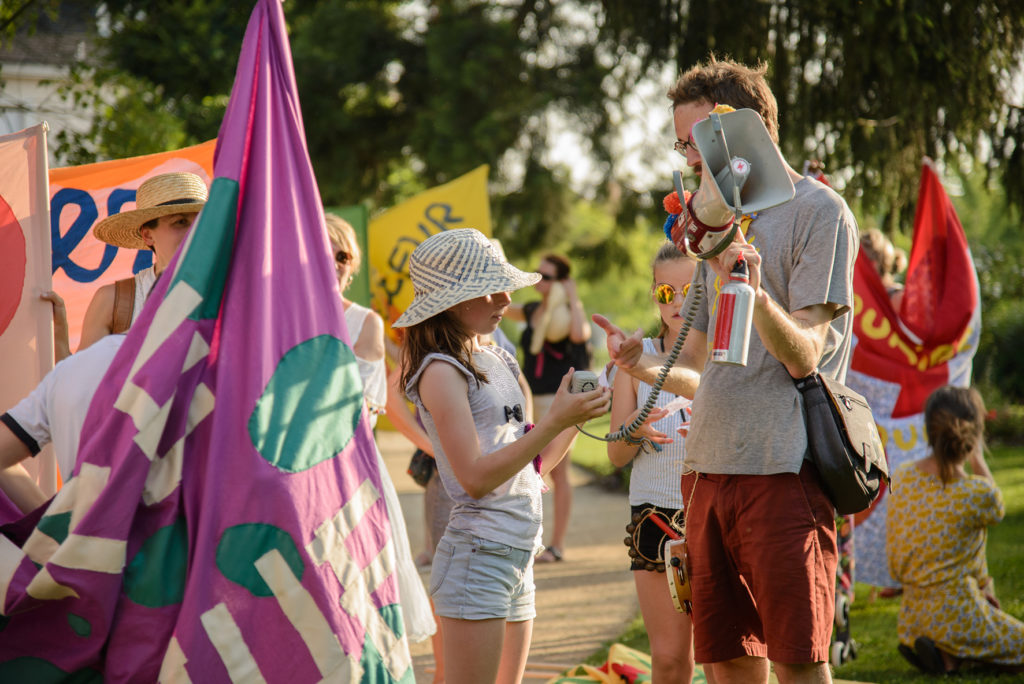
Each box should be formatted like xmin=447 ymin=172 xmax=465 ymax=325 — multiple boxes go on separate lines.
xmin=681 ymin=461 xmax=837 ymax=664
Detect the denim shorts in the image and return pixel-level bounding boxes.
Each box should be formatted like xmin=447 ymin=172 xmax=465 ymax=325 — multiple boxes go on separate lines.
xmin=429 ymin=528 xmax=536 ymax=622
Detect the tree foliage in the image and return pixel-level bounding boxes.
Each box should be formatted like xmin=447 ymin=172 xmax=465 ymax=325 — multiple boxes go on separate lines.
xmin=27 ymin=0 xmax=1024 ymax=255
xmin=0 ymin=0 xmax=62 ymax=43
xmin=599 ymin=0 xmax=1024 ymax=231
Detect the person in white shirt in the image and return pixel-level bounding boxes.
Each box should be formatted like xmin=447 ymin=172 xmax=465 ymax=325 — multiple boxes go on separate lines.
xmin=0 ymin=335 xmax=126 ymax=513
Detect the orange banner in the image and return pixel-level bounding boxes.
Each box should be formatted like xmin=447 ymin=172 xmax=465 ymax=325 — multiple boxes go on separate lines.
xmin=49 ymin=140 xmax=215 ymax=349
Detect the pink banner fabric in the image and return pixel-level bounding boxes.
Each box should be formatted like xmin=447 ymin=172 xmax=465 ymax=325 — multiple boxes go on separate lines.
xmin=0 ymin=123 xmax=59 ymax=495
xmin=0 ymin=0 xmax=410 ymax=681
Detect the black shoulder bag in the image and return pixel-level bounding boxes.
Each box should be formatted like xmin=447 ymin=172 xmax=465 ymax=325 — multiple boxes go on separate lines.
xmin=793 ymin=372 xmax=889 ymax=515
xmin=406 ymin=449 xmax=435 ymax=488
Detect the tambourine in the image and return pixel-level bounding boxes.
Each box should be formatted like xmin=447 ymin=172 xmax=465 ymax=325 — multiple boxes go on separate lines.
xmin=665 ymin=538 xmax=692 ymax=614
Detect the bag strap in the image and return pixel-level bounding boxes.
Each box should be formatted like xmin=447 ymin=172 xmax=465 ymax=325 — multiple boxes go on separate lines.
xmin=111 ymin=277 xmax=137 ymax=334
xmin=792 ymin=371 xmax=821 ymax=393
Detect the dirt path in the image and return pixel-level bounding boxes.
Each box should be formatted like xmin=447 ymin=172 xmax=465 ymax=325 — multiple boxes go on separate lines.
xmin=377 ymin=429 xmax=637 ymax=683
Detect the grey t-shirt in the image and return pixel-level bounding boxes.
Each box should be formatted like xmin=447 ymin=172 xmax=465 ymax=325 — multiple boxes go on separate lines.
xmin=683 ymin=176 xmax=858 ymax=475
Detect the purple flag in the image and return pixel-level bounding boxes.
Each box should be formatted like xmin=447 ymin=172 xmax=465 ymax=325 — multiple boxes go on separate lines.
xmin=0 ymin=1 xmax=410 ymax=681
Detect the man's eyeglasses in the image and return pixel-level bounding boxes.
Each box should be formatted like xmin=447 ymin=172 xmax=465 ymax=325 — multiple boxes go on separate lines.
xmin=673 ymin=139 xmax=697 ymax=157
xmin=335 ymin=250 xmax=352 ymax=266
xmin=654 ymin=282 xmax=690 ymax=305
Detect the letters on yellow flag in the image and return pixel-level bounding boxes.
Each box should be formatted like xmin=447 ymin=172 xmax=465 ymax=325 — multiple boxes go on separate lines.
xmin=368 ymin=165 xmax=491 ymax=332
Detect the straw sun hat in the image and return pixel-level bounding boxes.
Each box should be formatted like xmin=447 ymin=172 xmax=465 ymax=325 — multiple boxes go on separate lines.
xmin=92 ymin=172 xmax=209 ymax=250
xmin=392 ymin=229 xmax=540 ymax=328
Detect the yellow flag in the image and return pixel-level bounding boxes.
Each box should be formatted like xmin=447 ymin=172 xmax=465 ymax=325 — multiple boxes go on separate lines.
xmin=369 ymin=165 xmax=491 ymax=333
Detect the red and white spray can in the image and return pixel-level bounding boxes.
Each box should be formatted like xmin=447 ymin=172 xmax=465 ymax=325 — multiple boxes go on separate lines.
xmin=711 ymin=254 xmax=754 ymax=366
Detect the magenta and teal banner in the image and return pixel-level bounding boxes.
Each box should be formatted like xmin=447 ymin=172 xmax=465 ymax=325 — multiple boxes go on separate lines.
xmin=0 ymin=0 xmax=411 ymax=681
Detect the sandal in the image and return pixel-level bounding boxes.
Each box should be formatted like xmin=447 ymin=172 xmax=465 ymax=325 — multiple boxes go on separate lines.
xmin=536 ymin=546 xmax=563 ymax=563
xmin=913 ymin=637 xmax=948 ymax=675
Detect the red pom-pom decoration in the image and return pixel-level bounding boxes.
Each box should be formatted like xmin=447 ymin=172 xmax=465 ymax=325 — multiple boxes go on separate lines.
xmin=663 ymin=191 xmax=683 ymax=216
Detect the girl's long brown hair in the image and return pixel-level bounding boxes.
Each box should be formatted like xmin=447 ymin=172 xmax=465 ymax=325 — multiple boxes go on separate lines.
xmin=924 ymin=385 xmax=986 ymax=484
xmin=400 ymin=310 xmax=488 ymax=397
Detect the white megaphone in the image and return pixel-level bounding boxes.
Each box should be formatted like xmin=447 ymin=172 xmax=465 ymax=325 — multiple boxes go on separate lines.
xmin=677 ymin=108 xmax=795 ymax=259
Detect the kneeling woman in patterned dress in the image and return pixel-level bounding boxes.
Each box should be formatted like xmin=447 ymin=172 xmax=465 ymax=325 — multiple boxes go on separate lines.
xmin=887 ymin=385 xmax=1024 ymax=675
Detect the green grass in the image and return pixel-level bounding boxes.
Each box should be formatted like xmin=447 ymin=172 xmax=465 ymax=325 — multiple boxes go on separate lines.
xmin=579 ymin=445 xmax=1024 ymax=683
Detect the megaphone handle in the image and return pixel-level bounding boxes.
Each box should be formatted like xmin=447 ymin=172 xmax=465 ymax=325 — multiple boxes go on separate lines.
xmin=710 ymin=112 xmax=745 ymax=215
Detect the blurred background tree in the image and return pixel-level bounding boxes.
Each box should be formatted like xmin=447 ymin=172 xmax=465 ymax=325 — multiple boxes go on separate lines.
xmin=29 ymin=1 xmax=1024 ymax=241
xmin=599 ymin=0 xmax=1024 ymax=231
xmin=4 ymin=0 xmax=1023 ymax=389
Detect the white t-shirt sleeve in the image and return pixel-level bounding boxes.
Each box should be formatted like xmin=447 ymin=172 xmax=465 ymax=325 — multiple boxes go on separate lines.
xmin=3 ymin=369 xmax=57 ymax=454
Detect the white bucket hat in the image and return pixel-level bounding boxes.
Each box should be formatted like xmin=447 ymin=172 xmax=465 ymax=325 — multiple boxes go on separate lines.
xmin=392 ymin=229 xmax=540 ymax=328
xmin=93 ymin=172 xmax=208 ymax=250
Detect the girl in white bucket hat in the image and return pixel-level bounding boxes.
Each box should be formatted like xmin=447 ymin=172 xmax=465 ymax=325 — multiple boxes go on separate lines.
xmin=78 ymin=172 xmax=208 ymax=351
xmin=396 ymin=228 xmax=609 ymax=684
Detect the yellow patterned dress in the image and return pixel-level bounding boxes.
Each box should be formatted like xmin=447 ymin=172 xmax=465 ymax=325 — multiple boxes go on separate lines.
xmin=886 ymin=461 xmax=1024 ymax=665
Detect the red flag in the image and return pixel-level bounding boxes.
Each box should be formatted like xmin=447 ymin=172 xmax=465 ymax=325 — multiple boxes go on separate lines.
xmin=845 ymin=159 xmax=981 ymax=589
xmin=900 ymin=160 xmax=977 ymax=344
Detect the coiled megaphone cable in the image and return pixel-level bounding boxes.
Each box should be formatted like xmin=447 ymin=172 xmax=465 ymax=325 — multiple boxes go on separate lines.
xmin=574 ymin=261 xmax=706 ymax=450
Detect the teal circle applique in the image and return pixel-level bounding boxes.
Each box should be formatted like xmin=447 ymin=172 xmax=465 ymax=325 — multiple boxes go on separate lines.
xmin=37 ymin=511 xmax=72 ymax=544
xmin=123 ymin=517 xmax=188 ymax=607
xmin=359 ymin=605 xmax=414 ymax=683
xmin=67 ymin=613 xmax=91 ymax=637
xmin=249 ymin=334 xmax=363 ymax=472
xmin=0 ymin=658 xmax=101 ymax=683
xmin=216 ymin=523 xmax=304 ymax=596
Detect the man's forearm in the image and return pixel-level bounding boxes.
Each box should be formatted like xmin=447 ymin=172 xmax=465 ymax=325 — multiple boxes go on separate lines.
xmin=752 ymin=290 xmax=833 ymax=379
xmin=623 ymin=352 xmax=701 ymax=399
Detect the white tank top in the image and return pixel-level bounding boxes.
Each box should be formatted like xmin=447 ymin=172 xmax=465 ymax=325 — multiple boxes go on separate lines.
xmin=629 ymin=338 xmax=692 ymax=508
xmin=129 ymin=266 xmax=158 ymax=327
xmin=343 ymin=303 xmax=387 ymax=424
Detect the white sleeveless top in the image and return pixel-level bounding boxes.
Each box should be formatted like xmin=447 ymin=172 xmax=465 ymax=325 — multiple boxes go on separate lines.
xmin=630 ymin=338 xmax=692 ymax=508
xmin=343 ymin=303 xmax=387 ymax=424
xmin=129 ymin=266 xmax=157 ymax=327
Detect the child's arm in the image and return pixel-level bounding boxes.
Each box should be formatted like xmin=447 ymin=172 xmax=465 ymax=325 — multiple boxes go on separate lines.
xmin=607 ymin=365 xmax=640 ymax=468
xmin=385 ymin=364 xmax=434 ymax=455
xmin=420 ymin=364 xmax=608 ymax=499
xmin=607 ymin=368 xmax=672 ymax=468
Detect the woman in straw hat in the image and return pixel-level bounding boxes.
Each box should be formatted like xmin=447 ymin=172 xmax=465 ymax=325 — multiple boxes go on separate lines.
xmin=396 ymin=229 xmax=609 ymax=684
xmin=505 ymin=253 xmax=592 ymax=564
xmin=78 ymin=172 xmax=208 ymax=350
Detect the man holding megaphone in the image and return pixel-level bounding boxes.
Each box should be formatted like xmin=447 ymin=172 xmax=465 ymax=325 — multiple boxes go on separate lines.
xmin=594 ymin=56 xmax=858 ymax=684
